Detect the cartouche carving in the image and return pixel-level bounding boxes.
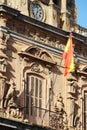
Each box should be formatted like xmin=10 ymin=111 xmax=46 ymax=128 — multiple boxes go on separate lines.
xmin=0 ymin=31 xmax=9 ymax=50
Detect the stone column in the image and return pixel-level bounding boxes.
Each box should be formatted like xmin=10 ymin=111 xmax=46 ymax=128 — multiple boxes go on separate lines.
xmin=47 ymin=0 xmax=58 ymax=27
xmin=61 ymin=0 xmax=66 ymax=13
xmin=61 ymin=0 xmax=68 ymax=30
xmin=0 ymin=31 xmax=9 ymax=109
xmin=20 ymin=0 xmax=29 ymax=16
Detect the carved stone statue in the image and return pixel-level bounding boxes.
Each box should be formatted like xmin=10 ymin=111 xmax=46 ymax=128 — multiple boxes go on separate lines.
xmin=4 ymin=79 xmax=23 ymax=119
xmin=50 ymin=94 xmax=68 ymax=130
xmin=55 ymin=93 xmax=64 ymax=113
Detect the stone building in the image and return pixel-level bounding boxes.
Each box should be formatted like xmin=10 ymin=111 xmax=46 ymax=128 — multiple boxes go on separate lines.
xmin=0 ymin=0 xmax=87 ymax=130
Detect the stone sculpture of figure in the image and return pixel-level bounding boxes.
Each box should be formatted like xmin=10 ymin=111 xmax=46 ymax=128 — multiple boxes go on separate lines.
xmin=55 ymin=93 xmax=64 ymax=113
xmin=4 ymin=79 xmax=23 ymax=119
xmin=53 ymin=94 xmax=68 ymax=130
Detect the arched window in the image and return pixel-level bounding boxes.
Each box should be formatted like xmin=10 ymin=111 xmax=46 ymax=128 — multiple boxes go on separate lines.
xmin=24 ymin=73 xmax=50 ymax=126
xmin=19 ymin=46 xmax=55 ymax=126
xmin=25 ymin=74 xmax=43 ymax=117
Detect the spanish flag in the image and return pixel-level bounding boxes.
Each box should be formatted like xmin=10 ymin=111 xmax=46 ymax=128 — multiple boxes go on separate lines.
xmin=62 ymin=32 xmax=75 ymax=76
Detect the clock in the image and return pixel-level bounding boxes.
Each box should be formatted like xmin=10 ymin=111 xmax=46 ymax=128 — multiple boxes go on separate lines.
xmin=31 ymin=3 xmax=43 ymax=21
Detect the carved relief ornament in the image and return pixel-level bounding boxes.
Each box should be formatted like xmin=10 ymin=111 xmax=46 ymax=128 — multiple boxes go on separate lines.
xmin=3 ymin=79 xmax=23 ymax=120
xmin=0 ymin=31 xmax=9 ymax=50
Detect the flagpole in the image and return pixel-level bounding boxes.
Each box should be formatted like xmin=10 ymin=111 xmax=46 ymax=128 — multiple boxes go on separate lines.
xmin=41 ymin=58 xmax=63 ymax=125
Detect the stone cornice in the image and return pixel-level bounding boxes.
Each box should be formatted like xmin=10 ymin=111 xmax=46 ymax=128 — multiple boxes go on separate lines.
xmin=0 ymin=4 xmax=87 ymax=43
xmin=0 ymin=4 xmax=20 ymax=16
xmin=0 ymin=26 xmax=87 ymax=64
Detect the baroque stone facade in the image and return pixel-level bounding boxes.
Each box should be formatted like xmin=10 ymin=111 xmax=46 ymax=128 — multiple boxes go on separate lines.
xmin=0 ymin=1 xmax=87 ymax=130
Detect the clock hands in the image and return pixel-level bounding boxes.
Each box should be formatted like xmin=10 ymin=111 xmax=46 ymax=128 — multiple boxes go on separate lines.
xmin=32 ymin=3 xmax=43 ymax=20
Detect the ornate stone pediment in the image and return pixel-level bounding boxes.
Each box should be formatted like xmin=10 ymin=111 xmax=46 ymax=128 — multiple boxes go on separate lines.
xmin=18 ymin=46 xmax=56 ymax=66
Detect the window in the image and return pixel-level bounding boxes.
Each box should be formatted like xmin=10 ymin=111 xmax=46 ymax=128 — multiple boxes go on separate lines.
xmin=25 ymin=74 xmax=43 ymax=118
xmin=25 ymin=72 xmax=50 ymax=126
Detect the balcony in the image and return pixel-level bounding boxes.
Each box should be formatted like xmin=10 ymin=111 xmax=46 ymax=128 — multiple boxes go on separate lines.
xmin=73 ymin=24 xmax=87 ymax=37
xmin=0 ymin=106 xmax=68 ymax=130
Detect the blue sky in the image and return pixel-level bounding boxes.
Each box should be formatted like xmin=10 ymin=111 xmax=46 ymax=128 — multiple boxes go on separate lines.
xmin=75 ymin=0 xmax=87 ymax=28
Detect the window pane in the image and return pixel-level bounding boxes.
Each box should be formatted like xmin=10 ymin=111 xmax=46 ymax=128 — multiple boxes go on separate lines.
xmin=39 ymin=99 xmax=42 ymax=117
xmin=31 ymin=97 xmax=34 ymax=115
xmin=31 ymin=77 xmax=34 ymax=96
xmin=35 ymin=98 xmax=38 ymax=116
xmin=26 ymin=74 xmax=44 ymax=119
xmin=26 ymin=96 xmax=29 ymax=114
xmin=39 ymin=80 xmax=42 ymax=98
xmin=35 ymin=78 xmax=38 ymax=97
xmin=26 ymin=75 xmax=29 ymax=94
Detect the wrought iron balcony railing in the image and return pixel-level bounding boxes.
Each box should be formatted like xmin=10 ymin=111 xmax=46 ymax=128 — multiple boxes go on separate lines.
xmin=25 ymin=106 xmax=68 ymax=130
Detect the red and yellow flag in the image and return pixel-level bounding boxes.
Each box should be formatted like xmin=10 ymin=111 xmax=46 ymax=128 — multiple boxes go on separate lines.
xmin=62 ymin=32 xmax=75 ymax=76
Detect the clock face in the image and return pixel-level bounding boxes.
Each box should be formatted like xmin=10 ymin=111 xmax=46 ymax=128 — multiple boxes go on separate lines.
xmin=32 ymin=3 xmax=43 ymax=21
